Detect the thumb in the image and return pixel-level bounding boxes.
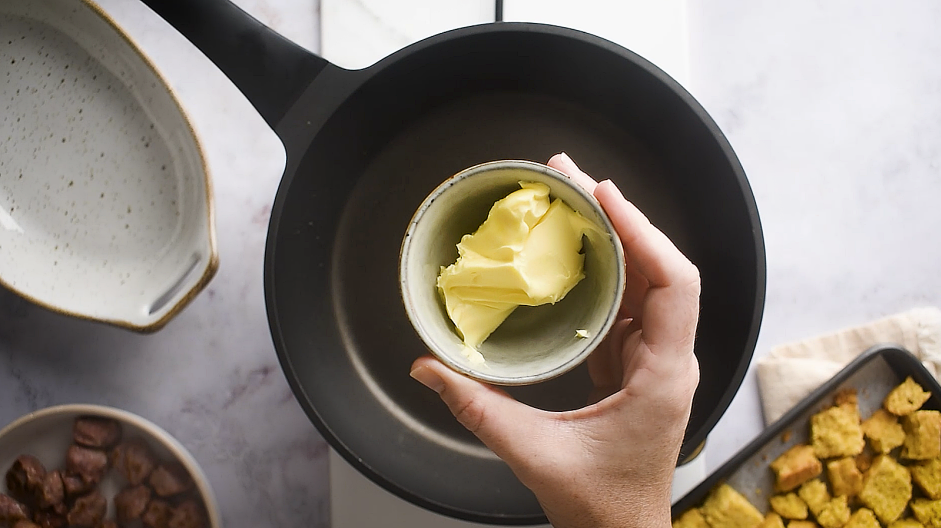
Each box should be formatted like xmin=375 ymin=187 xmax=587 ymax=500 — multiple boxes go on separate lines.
xmin=409 ymin=356 xmax=550 ymax=465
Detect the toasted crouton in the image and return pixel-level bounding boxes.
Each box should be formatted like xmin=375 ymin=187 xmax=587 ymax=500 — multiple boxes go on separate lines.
xmin=862 ymin=409 xmax=906 ymax=454
xmin=770 ymin=493 xmax=808 ymax=520
xmin=815 ymin=496 xmax=851 ymax=528
xmin=859 ymin=455 xmax=912 ymax=525
xmin=827 ymin=457 xmax=863 ymax=497
xmin=885 ymin=377 xmax=932 ymax=416
xmin=911 ymin=458 xmax=941 ymax=500
xmin=758 ymin=512 xmax=786 ymax=528
xmin=902 ymin=410 xmax=941 ymax=460
xmin=910 ymin=499 xmax=941 ymax=527
xmin=771 ymin=445 xmax=823 ymax=492
xmin=798 ymin=480 xmax=830 ymax=517
xmin=672 ymin=508 xmax=709 ymax=528
xmin=700 ymin=484 xmax=764 ymax=528
xmin=812 ymin=405 xmax=865 ymax=459
xmin=845 ymin=508 xmax=881 ymax=528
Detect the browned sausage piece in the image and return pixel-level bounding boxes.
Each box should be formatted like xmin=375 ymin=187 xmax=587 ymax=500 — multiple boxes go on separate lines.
xmin=66 ymin=491 xmax=106 ymax=528
xmin=65 ymin=446 xmax=108 ymax=486
xmin=168 ymin=500 xmax=205 ymax=528
xmin=114 ymin=484 xmax=152 ymax=524
xmin=5 ymin=455 xmax=46 ymax=501
xmin=0 ymin=493 xmax=31 ymax=525
xmin=111 ymin=438 xmax=157 ymax=486
xmin=61 ymin=473 xmax=94 ymax=500
xmin=31 ymin=511 xmax=67 ymax=528
xmin=72 ymin=417 xmax=122 ymax=449
xmin=148 ymin=463 xmax=193 ymax=498
xmin=142 ymin=499 xmax=172 ymax=528
xmin=12 ymin=519 xmax=41 ymax=528
xmin=35 ymin=470 xmax=64 ymax=510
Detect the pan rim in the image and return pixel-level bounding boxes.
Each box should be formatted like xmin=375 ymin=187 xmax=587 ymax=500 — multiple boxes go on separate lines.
xmin=265 ymin=21 xmax=766 ymax=524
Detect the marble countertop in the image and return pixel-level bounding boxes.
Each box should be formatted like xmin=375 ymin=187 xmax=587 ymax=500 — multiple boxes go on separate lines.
xmin=2 ymin=1 xmax=940 ymax=527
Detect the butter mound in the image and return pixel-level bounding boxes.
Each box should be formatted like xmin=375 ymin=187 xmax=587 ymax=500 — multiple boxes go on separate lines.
xmin=436 ymin=181 xmax=603 ymax=351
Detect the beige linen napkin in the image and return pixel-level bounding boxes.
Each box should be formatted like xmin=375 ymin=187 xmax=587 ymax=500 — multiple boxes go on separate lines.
xmin=756 ymin=306 xmax=941 ymax=425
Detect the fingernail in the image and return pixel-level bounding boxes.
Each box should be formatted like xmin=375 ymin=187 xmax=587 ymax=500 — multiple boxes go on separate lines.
xmin=597 ymin=179 xmax=620 ymax=195
xmin=410 ymin=366 xmax=445 ymax=393
xmin=559 ymin=151 xmax=574 ymax=164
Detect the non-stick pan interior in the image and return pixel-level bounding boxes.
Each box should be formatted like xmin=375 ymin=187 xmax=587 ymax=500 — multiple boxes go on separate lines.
xmin=268 ymin=25 xmax=763 ymax=524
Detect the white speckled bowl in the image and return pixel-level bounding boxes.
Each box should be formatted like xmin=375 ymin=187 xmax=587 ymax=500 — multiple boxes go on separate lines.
xmin=0 ymin=0 xmax=217 ymax=331
xmin=400 ymin=160 xmax=626 ymax=386
xmin=0 ymin=404 xmax=221 ymax=528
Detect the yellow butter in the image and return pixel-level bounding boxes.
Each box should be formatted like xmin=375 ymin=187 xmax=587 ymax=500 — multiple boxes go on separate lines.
xmin=436 ymin=181 xmax=603 ymax=350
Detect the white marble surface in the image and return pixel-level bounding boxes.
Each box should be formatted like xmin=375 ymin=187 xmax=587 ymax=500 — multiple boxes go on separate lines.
xmin=1 ymin=0 xmax=941 ymax=527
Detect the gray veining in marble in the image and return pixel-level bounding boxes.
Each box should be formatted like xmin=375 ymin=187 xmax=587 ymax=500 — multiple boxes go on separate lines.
xmin=690 ymin=0 xmax=941 ymax=472
xmin=2 ymin=1 xmax=941 ymax=527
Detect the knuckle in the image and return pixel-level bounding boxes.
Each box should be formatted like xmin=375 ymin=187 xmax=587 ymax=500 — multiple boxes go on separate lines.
xmin=685 ymin=263 xmax=702 ymax=291
xmin=453 ymin=396 xmax=487 ymax=433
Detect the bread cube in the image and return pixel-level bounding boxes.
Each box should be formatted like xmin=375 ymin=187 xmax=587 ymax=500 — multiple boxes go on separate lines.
xmin=758 ymin=512 xmax=786 ymax=528
xmin=862 ymin=408 xmax=906 ymax=454
xmin=797 ymin=480 xmax=830 ymax=517
xmin=815 ymin=496 xmax=851 ymax=528
xmin=700 ymin=484 xmax=764 ymax=528
xmin=672 ymin=508 xmax=709 ymax=528
xmin=771 ymin=445 xmax=823 ymax=492
xmin=835 ymin=389 xmax=859 ymax=415
xmin=910 ymin=498 xmax=941 ymax=528
xmin=911 ymin=458 xmax=941 ymax=500
xmin=770 ymin=493 xmax=808 ymax=520
xmin=859 ymin=454 xmax=912 ymax=525
xmin=885 ymin=377 xmax=932 ymax=416
xmin=786 ymin=521 xmax=819 ymax=528
xmin=845 ymin=508 xmax=881 ymax=528
xmin=811 ymin=405 xmax=865 ymax=459
xmin=902 ymin=410 xmax=941 ymax=460
xmin=827 ymin=457 xmax=863 ymax=497
xmin=889 ymin=520 xmax=926 ymax=528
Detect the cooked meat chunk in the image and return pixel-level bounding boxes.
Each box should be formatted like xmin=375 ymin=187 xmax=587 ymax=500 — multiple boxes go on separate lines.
xmin=0 ymin=493 xmax=31 ymax=524
xmin=114 ymin=484 xmax=152 ymax=524
xmin=65 ymin=446 xmax=108 ymax=485
xmin=31 ymin=511 xmax=67 ymax=528
xmin=111 ymin=438 xmax=157 ymax=485
xmin=72 ymin=417 xmax=122 ymax=449
xmin=168 ymin=500 xmax=205 ymax=528
xmin=36 ymin=470 xmax=64 ymax=510
xmin=142 ymin=499 xmax=172 ymax=528
xmin=149 ymin=463 xmax=194 ymax=497
xmin=61 ymin=473 xmax=94 ymax=499
xmin=66 ymin=491 xmax=107 ymax=528
xmin=6 ymin=455 xmax=47 ymax=501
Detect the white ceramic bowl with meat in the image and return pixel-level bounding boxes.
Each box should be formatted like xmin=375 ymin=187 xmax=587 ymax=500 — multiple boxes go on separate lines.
xmin=0 ymin=404 xmax=220 ymax=528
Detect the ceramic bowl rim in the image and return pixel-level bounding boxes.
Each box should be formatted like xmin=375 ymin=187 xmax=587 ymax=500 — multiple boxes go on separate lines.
xmin=399 ymin=159 xmax=626 ymax=385
xmin=0 ymin=0 xmax=219 ymax=333
xmin=0 ymin=403 xmax=222 ymax=528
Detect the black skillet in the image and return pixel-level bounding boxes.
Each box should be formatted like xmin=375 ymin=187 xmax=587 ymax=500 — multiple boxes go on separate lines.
xmin=141 ymin=0 xmax=766 ymax=524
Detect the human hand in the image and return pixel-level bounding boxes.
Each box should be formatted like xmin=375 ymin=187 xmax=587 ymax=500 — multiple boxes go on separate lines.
xmin=409 ymin=153 xmax=701 ymax=528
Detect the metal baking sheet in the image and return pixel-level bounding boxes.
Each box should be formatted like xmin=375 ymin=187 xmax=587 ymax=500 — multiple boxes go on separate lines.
xmin=672 ymin=344 xmax=941 ymax=518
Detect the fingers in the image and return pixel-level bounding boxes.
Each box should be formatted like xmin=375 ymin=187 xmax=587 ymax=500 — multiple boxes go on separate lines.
xmin=410 ymin=356 xmax=550 ymax=464
xmin=586 ymin=318 xmax=632 ymax=403
xmin=547 ymin=152 xmax=598 ymax=194
xmin=593 ymin=180 xmax=701 ymax=353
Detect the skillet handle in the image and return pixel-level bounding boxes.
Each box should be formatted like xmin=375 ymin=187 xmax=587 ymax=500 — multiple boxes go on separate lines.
xmin=140 ymin=0 xmax=327 ymax=128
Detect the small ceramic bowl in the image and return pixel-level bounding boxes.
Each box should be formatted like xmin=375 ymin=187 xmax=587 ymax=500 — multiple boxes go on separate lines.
xmin=400 ymin=160 xmax=626 ymax=386
xmin=0 ymin=404 xmax=221 ymax=528
xmin=0 ymin=0 xmax=217 ymax=331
